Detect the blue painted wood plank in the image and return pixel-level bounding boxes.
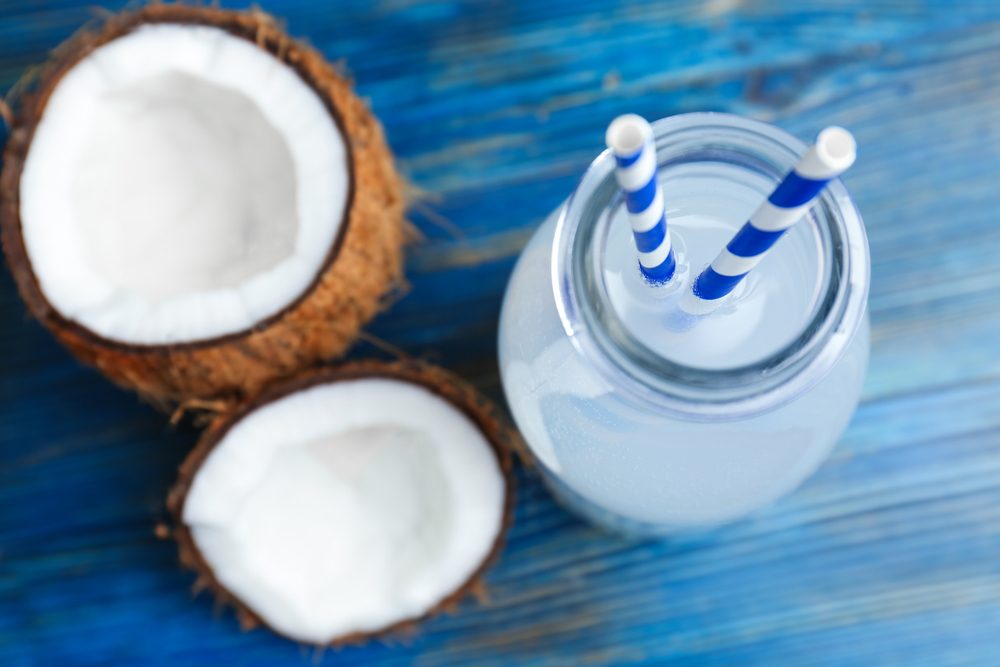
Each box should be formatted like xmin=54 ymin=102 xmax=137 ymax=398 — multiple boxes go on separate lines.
xmin=3 ymin=1 xmax=1000 ymax=665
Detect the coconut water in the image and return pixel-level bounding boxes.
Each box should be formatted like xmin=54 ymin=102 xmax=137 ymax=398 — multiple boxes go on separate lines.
xmin=498 ymin=159 xmax=869 ymax=533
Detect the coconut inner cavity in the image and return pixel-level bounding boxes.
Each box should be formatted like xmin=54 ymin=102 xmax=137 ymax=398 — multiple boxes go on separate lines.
xmin=74 ymin=71 xmax=297 ymax=300
xmin=182 ymin=378 xmax=506 ymax=644
xmin=19 ymin=24 xmax=348 ymax=344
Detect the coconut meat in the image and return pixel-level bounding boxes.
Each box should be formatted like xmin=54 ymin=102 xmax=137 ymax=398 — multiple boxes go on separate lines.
xmin=19 ymin=24 xmax=348 ymax=344
xmin=182 ymin=378 xmax=506 ymax=643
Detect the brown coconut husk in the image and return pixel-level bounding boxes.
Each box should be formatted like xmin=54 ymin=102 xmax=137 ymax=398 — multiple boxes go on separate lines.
xmin=0 ymin=5 xmax=406 ymax=408
xmin=166 ymin=359 xmax=518 ymax=646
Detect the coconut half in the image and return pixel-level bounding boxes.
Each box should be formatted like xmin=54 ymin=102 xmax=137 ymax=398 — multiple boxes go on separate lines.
xmin=167 ymin=362 xmax=515 ymax=645
xmin=0 ymin=6 xmax=405 ymax=404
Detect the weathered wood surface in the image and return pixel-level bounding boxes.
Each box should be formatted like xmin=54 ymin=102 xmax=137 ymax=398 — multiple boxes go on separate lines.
xmin=3 ymin=0 xmax=1000 ymax=664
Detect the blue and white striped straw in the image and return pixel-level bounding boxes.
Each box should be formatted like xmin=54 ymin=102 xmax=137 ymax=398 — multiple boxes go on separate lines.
xmin=606 ymin=114 xmax=677 ymax=285
xmin=680 ymin=126 xmax=857 ymax=315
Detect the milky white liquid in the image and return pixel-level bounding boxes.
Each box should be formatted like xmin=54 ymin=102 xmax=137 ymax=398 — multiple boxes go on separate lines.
xmin=498 ymin=166 xmax=869 ymax=533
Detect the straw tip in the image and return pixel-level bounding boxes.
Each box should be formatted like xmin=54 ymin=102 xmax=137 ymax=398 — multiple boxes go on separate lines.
xmin=814 ymin=126 xmax=857 ymax=173
xmin=606 ymin=114 xmax=653 ymax=157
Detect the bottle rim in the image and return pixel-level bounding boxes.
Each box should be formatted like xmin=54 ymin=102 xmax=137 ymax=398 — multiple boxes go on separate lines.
xmin=552 ymin=112 xmax=870 ymax=421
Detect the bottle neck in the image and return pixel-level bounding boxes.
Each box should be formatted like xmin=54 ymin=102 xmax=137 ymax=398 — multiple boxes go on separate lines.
xmin=552 ymin=113 xmax=869 ymax=421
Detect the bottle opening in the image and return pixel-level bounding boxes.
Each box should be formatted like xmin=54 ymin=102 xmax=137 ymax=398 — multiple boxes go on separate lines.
xmin=553 ymin=113 xmax=869 ymax=420
xmin=599 ymin=160 xmax=824 ymax=370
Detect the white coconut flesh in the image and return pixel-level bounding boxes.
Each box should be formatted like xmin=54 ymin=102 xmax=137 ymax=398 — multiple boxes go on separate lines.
xmin=19 ymin=24 xmax=348 ymax=344
xmin=182 ymin=377 xmax=507 ymax=643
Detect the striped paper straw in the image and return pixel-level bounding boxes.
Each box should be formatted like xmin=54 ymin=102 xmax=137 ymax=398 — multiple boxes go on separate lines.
xmin=606 ymin=114 xmax=677 ymax=285
xmin=681 ymin=126 xmax=857 ymax=315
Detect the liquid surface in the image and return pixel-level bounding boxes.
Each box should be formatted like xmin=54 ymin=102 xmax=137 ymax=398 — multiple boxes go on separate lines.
xmin=602 ymin=164 xmax=822 ymax=369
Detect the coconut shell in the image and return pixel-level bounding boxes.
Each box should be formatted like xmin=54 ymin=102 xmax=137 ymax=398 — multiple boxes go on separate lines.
xmin=166 ymin=359 xmax=518 ymax=645
xmin=0 ymin=5 xmax=406 ymax=408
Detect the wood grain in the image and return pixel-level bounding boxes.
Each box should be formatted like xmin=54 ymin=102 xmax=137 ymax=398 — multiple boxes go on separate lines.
xmin=2 ymin=0 xmax=1000 ymax=665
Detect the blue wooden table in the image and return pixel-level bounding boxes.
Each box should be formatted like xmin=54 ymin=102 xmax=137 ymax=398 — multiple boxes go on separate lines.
xmin=3 ymin=1 xmax=1000 ymax=664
